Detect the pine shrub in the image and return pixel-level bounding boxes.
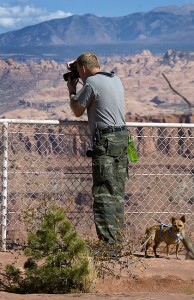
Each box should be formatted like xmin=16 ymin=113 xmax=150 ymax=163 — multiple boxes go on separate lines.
xmin=4 ymin=204 xmax=93 ymax=294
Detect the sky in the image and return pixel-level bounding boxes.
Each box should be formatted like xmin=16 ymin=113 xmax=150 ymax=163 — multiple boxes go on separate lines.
xmin=1 ymin=0 xmax=194 ymax=34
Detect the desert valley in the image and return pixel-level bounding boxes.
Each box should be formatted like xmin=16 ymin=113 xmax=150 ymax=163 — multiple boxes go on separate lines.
xmin=0 ymin=49 xmax=194 ymax=122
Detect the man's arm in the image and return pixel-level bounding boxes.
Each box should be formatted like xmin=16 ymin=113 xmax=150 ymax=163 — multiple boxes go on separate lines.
xmin=69 ymin=93 xmax=85 ymax=117
xmin=67 ymin=77 xmax=85 ymax=117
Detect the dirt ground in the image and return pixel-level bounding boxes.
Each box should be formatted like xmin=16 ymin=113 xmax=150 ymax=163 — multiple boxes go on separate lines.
xmin=0 ymin=251 xmax=194 ymax=300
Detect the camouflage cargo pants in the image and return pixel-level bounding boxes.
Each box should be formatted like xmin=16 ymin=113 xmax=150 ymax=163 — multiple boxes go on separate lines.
xmin=92 ymin=130 xmax=129 ymax=243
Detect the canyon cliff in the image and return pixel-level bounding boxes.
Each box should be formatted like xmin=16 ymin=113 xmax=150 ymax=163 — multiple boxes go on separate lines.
xmin=0 ymin=49 xmax=194 ymax=123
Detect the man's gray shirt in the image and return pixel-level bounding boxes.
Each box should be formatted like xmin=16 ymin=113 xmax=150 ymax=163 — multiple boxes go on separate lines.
xmin=73 ymin=71 xmax=126 ymax=134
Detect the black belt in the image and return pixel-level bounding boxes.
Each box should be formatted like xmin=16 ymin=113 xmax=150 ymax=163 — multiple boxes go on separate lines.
xmin=97 ymin=126 xmax=128 ymax=135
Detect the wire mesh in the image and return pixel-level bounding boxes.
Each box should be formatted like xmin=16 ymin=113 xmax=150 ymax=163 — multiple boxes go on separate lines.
xmin=0 ymin=120 xmax=193 ymax=247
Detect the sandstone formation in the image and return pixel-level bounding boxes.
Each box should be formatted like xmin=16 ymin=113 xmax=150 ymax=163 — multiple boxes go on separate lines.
xmin=0 ymin=50 xmax=194 ymax=122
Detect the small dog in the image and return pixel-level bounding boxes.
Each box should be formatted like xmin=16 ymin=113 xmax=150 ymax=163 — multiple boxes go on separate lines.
xmin=142 ymin=215 xmax=185 ymax=259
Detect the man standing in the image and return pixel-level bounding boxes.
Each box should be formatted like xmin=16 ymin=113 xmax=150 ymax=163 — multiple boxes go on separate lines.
xmin=66 ymin=52 xmax=128 ymax=245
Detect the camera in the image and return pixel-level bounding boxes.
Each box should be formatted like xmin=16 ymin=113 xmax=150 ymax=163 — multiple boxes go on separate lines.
xmin=63 ymin=61 xmax=80 ymax=81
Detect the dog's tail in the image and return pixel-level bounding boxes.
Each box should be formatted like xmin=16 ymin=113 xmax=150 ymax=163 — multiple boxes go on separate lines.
xmin=140 ymin=227 xmax=156 ymax=252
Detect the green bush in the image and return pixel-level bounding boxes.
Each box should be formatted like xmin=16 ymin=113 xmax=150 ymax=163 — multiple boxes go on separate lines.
xmin=4 ymin=204 xmax=93 ymax=294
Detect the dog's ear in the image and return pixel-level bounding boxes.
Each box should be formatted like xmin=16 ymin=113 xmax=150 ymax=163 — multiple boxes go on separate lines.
xmin=180 ymin=215 xmax=186 ymax=223
xmin=171 ymin=216 xmax=176 ymax=223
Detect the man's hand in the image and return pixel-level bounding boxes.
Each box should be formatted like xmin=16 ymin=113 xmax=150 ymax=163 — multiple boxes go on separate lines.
xmin=66 ymin=60 xmax=76 ymax=70
xmin=67 ymin=77 xmax=79 ymax=95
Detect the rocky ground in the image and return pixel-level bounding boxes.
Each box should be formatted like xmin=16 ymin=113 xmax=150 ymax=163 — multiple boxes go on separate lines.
xmin=0 ymin=250 xmax=194 ymax=300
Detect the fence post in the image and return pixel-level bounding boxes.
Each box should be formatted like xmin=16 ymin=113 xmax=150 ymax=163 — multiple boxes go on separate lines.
xmin=1 ymin=122 xmax=8 ymax=251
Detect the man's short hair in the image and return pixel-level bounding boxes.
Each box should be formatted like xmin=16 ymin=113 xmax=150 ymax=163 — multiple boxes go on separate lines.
xmin=77 ymin=52 xmax=100 ymax=70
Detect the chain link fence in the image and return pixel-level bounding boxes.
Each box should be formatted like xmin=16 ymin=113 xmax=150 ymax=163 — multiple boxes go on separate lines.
xmin=0 ymin=119 xmax=194 ymax=250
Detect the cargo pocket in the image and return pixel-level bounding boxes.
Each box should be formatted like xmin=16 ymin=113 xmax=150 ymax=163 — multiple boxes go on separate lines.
xmin=105 ymin=137 xmax=125 ymax=157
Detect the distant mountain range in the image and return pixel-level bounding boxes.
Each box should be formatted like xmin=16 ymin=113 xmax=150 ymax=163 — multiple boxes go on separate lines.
xmin=1 ymin=4 xmax=194 ymax=60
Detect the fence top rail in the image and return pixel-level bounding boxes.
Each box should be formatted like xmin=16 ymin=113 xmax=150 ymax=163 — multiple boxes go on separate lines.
xmin=0 ymin=119 xmax=193 ymax=128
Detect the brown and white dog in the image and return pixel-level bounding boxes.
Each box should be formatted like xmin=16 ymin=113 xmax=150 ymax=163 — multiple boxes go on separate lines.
xmin=142 ymin=215 xmax=185 ymax=259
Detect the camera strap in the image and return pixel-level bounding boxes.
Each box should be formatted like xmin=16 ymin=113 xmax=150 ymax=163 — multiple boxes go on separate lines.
xmin=95 ymin=71 xmax=114 ymax=77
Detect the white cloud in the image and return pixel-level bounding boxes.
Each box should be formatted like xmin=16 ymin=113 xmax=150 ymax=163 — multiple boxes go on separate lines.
xmin=0 ymin=2 xmax=73 ymax=33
